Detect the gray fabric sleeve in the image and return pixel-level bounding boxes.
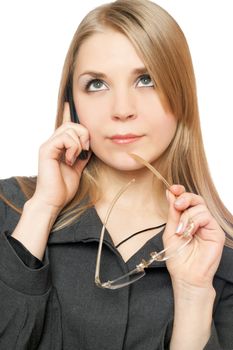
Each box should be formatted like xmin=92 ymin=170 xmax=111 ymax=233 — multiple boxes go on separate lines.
xmin=0 ymin=231 xmax=50 ymax=294
xmin=203 ymin=321 xmax=221 ymax=349
xmin=7 ymin=232 xmax=44 ymax=269
xmin=203 ymin=278 xmax=233 ymax=349
xmin=0 ymin=182 xmax=62 ymax=349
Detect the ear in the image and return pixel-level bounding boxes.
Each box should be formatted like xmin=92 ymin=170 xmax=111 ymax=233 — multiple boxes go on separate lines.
xmin=62 ymin=102 xmax=71 ymax=123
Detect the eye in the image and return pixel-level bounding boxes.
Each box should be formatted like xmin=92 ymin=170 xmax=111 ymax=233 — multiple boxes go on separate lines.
xmin=137 ymin=74 xmax=154 ymax=88
xmin=85 ymin=79 xmax=108 ymax=92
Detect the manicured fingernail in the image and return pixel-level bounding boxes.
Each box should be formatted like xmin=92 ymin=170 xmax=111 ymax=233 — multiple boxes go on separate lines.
xmin=71 ymin=156 xmax=77 ymax=166
xmin=175 ymin=222 xmax=184 ymax=234
xmin=84 ymin=140 xmax=90 ymax=151
xmin=183 ymin=219 xmax=195 ymax=237
xmin=166 ymin=189 xmax=170 ymax=201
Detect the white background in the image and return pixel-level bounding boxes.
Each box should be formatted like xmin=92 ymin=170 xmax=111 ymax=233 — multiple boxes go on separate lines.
xmin=0 ymin=1 xmax=232 ymax=212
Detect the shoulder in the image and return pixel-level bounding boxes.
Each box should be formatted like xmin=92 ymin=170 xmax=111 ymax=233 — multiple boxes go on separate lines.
xmin=0 ymin=177 xmax=32 ymax=226
xmin=0 ymin=177 xmax=27 ymax=207
xmin=216 ymin=242 xmax=233 ymax=283
xmin=0 ymin=176 xmax=34 ymax=233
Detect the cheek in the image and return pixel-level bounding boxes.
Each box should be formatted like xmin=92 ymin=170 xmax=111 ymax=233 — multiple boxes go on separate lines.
xmin=76 ymin=108 xmax=99 ymax=135
xmin=138 ymin=92 xmax=176 ymax=128
xmin=78 ymin=117 xmax=100 ymax=145
xmin=153 ymin=115 xmax=177 ymax=149
xmin=76 ymin=109 xmax=104 ymax=149
xmin=75 ymin=97 xmax=111 ymax=149
xmin=158 ymin=113 xmax=177 ymax=138
xmin=142 ymin=99 xmax=177 ymax=140
xmin=75 ymin=96 xmax=108 ymax=126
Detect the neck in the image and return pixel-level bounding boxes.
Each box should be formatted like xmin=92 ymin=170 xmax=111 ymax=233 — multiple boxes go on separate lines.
xmin=96 ymin=160 xmax=168 ymax=219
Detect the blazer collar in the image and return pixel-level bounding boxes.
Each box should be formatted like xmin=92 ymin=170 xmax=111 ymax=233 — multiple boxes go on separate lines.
xmin=47 ymin=206 xmax=233 ymax=279
xmin=48 ymin=206 xmax=167 ymax=268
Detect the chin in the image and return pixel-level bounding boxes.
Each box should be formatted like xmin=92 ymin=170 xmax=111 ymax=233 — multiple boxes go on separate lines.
xmin=95 ymin=150 xmax=159 ymax=171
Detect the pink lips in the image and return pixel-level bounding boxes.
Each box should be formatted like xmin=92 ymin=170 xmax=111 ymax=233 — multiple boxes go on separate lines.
xmin=110 ymin=134 xmax=142 ymax=144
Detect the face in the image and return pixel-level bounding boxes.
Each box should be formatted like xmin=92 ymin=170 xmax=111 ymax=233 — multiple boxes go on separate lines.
xmin=72 ymin=29 xmax=177 ymax=171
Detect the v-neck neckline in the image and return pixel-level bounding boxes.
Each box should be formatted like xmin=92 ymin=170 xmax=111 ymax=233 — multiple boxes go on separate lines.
xmin=48 ymin=205 xmax=167 ymax=268
xmin=92 ymin=205 xmax=167 ymax=267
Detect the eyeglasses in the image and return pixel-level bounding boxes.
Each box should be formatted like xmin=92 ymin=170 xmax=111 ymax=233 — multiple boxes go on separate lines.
xmin=95 ymin=153 xmax=194 ymax=289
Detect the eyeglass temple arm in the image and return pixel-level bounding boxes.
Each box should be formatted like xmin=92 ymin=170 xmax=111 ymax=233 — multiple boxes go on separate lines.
xmin=128 ymin=153 xmax=171 ymax=190
xmin=95 ymin=154 xmax=171 ymax=287
xmin=95 ymin=179 xmax=136 ymax=286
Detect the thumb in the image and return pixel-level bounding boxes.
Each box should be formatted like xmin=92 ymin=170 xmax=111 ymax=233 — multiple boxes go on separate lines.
xmin=163 ymin=190 xmax=181 ymax=243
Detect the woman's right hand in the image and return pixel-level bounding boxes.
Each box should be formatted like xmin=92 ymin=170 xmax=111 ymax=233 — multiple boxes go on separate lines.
xmin=31 ymin=102 xmax=91 ymax=214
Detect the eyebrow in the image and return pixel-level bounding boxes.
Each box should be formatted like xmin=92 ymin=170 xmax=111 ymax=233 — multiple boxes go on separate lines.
xmin=77 ymin=67 xmax=149 ymax=80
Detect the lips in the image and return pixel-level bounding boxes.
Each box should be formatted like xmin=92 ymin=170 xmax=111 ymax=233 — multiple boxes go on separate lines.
xmin=109 ymin=134 xmax=142 ymax=144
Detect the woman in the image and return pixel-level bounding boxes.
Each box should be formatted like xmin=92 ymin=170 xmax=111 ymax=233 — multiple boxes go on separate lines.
xmin=0 ymin=0 xmax=233 ymax=349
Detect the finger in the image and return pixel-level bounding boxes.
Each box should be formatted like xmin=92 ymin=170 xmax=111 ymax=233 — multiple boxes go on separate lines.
xmin=176 ymin=205 xmax=220 ymax=238
xmin=53 ymin=130 xmax=82 ymax=165
xmin=41 ymin=132 xmax=81 ymax=166
xmin=169 ymin=184 xmax=186 ymax=197
xmin=188 ymin=211 xmax=213 ymax=237
xmin=74 ymin=151 xmax=92 ymax=175
xmin=164 ymin=189 xmax=181 ymax=241
xmin=63 ymin=102 xmax=71 ymax=123
xmin=63 ymin=132 xmax=82 ymax=165
xmin=61 ymin=128 xmax=81 ymax=145
xmin=174 ymin=192 xmax=205 ymax=212
xmin=52 ymin=122 xmax=90 ymax=151
xmin=164 ymin=189 xmax=197 ymax=244
xmin=175 ymin=206 xmax=205 ymax=236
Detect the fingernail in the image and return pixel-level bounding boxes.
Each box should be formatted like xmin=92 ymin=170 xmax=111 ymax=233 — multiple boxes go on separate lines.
xmin=71 ymin=155 xmax=77 ymax=166
xmin=84 ymin=140 xmax=90 ymax=151
xmin=166 ymin=189 xmax=170 ymax=201
xmin=183 ymin=219 xmax=195 ymax=237
xmin=175 ymin=222 xmax=184 ymax=234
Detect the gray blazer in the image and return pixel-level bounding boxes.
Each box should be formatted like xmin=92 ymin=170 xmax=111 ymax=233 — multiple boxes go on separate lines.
xmin=0 ymin=177 xmax=233 ymax=349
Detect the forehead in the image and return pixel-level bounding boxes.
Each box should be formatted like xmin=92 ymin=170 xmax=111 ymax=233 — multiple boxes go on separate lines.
xmin=74 ymin=29 xmax=144 ymax=73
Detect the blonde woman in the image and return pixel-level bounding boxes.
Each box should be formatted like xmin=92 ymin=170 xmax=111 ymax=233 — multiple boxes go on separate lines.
xmin=0 ymin=1 xmax=233 ymax=349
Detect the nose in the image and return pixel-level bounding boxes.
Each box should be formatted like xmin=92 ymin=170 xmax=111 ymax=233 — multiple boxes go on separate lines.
xmin=111 ymin=89 xmax=137 ymax=121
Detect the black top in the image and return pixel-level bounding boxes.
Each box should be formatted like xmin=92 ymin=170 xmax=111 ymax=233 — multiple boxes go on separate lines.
xmin=1 ymin=177 xmax=233 ymax=350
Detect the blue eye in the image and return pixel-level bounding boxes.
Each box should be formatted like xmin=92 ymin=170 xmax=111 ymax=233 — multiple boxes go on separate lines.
xmin=85 ymin=79 xmax=108 ymax=92
xmin=137 ymin=74 xmax=154 ymax=87
xmin=84 ymin=74 xmax=154 ymax=92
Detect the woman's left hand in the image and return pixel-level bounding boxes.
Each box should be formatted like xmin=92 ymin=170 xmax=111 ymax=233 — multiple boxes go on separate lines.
xmin=163 ymin=187 xmax=225 ymax=289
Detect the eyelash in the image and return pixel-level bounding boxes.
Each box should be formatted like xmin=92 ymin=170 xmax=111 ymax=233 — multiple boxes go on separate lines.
xmin=84 ymin=74 xmax=154 ymax=92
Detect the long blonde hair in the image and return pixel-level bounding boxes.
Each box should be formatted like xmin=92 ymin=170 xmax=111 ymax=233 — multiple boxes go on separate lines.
xmin=1 ymin=0 xmax=233 ymax=245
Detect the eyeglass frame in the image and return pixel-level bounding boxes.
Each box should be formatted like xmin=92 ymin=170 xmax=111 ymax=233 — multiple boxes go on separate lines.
xmin=94 ymin=153 xmax=194 ymax=290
